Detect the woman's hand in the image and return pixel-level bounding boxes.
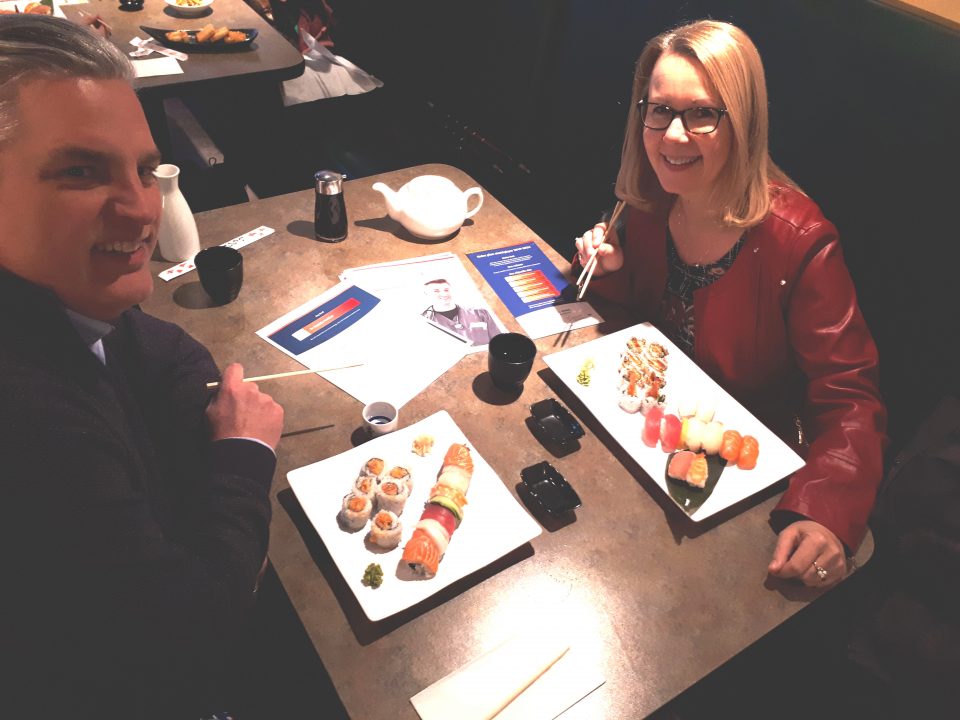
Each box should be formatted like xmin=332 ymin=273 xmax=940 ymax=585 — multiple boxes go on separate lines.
xmin=575 ymin=222 xmax=625 ymax=278
xmin=768 ymin=520 xmax=848 ymax=587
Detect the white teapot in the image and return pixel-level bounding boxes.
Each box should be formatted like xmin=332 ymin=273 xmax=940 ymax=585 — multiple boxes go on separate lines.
xmin=371 ymin=175 xmax=483 ymax=240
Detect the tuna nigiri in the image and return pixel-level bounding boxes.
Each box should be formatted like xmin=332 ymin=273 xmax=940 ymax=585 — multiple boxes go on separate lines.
xmin=659 ymin=414 xmax=682 ymax=453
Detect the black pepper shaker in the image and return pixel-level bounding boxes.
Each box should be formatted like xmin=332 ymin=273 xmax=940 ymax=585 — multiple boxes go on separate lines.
xmin=314 ymin=170 xmax=348 ymax=242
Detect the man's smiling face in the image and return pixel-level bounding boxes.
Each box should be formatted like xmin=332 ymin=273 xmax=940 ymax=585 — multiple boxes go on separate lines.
xmin=0 ymin=76 xmax=161 ymax=320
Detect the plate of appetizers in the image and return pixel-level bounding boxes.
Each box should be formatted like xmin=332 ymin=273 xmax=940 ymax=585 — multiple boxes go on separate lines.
xmin=140 ymin=25 xmax=257 ymax=51
xmin=542 ymin=322 xmax=804 ymax=521
xmin=288 ymin=410 xmax=542 ymax=621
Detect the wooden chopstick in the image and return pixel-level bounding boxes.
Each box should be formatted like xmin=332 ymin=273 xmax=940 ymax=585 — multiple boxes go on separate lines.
xmin=205 ymin=363 xmax=363 ymax=388
xmin=576 ymin=200 xmax=625 ymax=299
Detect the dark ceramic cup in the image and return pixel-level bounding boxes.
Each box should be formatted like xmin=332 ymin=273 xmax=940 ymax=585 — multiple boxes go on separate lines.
xmin=487 ymin=332 xmax=537 ymax=391
xmin=195 ymin=246 xmax=243 ymax=305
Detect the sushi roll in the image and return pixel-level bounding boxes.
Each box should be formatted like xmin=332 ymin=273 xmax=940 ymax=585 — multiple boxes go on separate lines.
xmin=353 ymin=474 xmax=378 ymax=499
xmin=375 ymin=477 xmax=410 ymax=515
xmin=437 ymin=465 xmax=471 ymax=495
xmin=402 ymin=528 xmax=442 ymax=578
xmin=681 ymin=417 xmax=706 ymax=452
xmin=415 ymin=518 xmax=451 ymax=556
xmin=360 ymin=457 xmax=385 ymax=480
xmin=385 ymin=465 xmax=414 ymax=493
xmin=421 ymin=501 xmax=461 ymax=533
xmin=619 ymin=391 xmax=644 ymax=413
xmin=659 ymin=413 xmax=682 ymax=453
xmin=701 ymin=421 xmax=725 ymax=455
xmin=640 ymin=395 xmax=664 ymax=415
xmin=642 ymin=406 xmax=664 ymax=448
xmin=338 ymin=491 xmax=372 ymax=531
xmin=368 ymin=510 xmax=402 ymax=549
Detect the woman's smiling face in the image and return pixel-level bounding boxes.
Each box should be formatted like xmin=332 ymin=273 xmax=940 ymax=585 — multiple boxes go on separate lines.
xmin=642 ymin=52 xmax=732 ymax=205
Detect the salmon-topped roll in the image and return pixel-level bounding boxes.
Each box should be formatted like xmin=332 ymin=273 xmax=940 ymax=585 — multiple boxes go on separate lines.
xmin=402 ymin=528 xmax=442 ymax=578
xmin=442 ymin=443 xmax=474 ymax=475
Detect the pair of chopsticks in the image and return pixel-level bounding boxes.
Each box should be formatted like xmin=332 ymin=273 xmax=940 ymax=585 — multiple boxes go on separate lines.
xmin=205 ymin=363 xmax=363 ymax=389
xmin=575 ymin=200 xmax=626 ymax=300
xmin=77 ymin=10 xmax=113 ymax=37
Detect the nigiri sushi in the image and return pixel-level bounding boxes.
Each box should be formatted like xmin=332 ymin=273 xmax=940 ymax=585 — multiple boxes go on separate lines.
xmin=642 ymin=406 xmax=664 ymax=448
xmin=681 ymin=417 xmax=706 ymax=452
xmin=659 ymin=414 xmax=682 ymax=452
xmin=667 ymin=451 xmax=708 ymax=489
xmin=737 ymin=435 xmax=760 ymax=470
xmin=719 ymin=430 xmax=743 ymax=463
xmin=686 ymin=454 xmax=709 ymax=488
xmin=701 ymin=421 xmax=725 ymax=455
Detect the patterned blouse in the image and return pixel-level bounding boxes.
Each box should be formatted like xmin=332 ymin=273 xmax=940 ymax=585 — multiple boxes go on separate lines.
xmin=660 ymin=227 xmax=746 ymax=356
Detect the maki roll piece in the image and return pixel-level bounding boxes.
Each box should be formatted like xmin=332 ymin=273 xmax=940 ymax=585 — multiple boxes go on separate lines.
xmin=737 ymin=435 xmax=760 ymax=470
xmin=618 ymin=391 xmax=643 ymax=414
xmin=415 ymin=519 xmax=451 ymax=556
xmin=375 ymin=478 xmax=410 ymax=515
xmin=719 ymin=430 xmax=743 ymax=463
xmin=401 ymin=528 xmax=442 ymax=578
xmin=353 ymin=474 xmax=378 ymax=500
xmin=338 ymin=492 xmax=372 ymax=531
xmin=701 ymin=421 xmax=725 ymax=456
xmin=437 ymin=465 xmax=471 ymax=495
xmin=659 ymin=413 xmax=682 ymax=453
xmin=642 ymin=406 xmax=664 ymax=448
xmin=421 ymin=501 xmax=460 ymax=534
xmin=385 ymin=464 xmax=413 ymax=493
xmin=368 ymin=510 xmax=403 ymax=549
xmin=360 ymin=457 xmax=385 ymax=480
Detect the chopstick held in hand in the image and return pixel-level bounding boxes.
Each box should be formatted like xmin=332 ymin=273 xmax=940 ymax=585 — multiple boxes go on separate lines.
xmin=205 ymin=363 xmax=363 ymax=389
xmin=576 ymin=200 xmax=625 ymax=300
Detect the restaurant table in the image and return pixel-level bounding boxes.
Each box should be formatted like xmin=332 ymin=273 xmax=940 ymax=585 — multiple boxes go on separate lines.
xmin=62 ymin=0 xmax=304 ymax=157
xmin=143 ymin=163 xmax=874 ymax=719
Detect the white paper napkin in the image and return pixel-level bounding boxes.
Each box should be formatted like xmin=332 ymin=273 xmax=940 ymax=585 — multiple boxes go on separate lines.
xmin=281 ymin=29 xmax=384 ymax=106
xmin=411 ymin=630 xmax=604 ymax=720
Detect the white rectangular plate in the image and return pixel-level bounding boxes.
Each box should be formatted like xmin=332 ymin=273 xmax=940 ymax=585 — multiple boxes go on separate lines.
xmin=543 ymin=322 xmax=804 ymax=521
xmin=288 ymin=411 xmax=542 ymax=621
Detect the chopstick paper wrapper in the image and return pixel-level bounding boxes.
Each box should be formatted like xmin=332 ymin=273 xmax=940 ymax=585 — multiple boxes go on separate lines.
xmin=411 ymin=630 xmax=603 ymax=720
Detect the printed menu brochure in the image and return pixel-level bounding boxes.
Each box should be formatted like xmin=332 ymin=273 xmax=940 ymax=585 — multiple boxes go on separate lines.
xmin=467 ymin=242 xmax=602 ymax=339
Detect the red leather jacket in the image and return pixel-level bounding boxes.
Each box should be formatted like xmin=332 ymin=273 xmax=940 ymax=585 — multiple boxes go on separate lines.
xmin=584 ymin=186 xmax=887 ymax=550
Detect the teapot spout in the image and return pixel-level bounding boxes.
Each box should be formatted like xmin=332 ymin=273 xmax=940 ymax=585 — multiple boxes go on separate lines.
xmin=371 ymin=181 xmax=402 ymax=222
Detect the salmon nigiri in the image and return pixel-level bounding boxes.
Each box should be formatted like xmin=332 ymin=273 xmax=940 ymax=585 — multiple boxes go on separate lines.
xmin=737 ymin=435 xmax=760 ymax=470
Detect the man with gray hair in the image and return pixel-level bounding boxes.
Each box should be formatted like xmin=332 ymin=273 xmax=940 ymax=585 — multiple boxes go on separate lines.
xmin=0 ymin=16 xmax=284 ymax=718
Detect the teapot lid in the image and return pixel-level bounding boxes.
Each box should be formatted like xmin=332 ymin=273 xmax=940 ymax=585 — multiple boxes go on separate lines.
xmin=314 ymin=170 xmax=344 ymax=195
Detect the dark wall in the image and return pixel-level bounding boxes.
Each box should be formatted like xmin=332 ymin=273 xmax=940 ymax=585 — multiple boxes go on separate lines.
xmin=326 ymin=0 xmax=958 ymax=443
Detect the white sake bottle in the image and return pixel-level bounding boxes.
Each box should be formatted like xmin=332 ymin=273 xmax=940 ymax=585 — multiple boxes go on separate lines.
xmin=154 ymin=164 xmax=200 ymax=263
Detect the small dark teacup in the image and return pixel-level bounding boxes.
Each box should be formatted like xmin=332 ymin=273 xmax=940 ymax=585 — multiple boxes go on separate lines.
xmin=195 ymin=246 xmax=243 ymax=305
xmin=119 ymin=0 xmax=144 ymax=11
xmin=488 ymin=332 xmax=537 ymax=391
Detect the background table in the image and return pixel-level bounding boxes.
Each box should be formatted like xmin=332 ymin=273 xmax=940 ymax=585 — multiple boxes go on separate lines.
xmin=63 ymin=0 xmax=303 ymax=159
xmin=143 ymin=163 xmax=873 ymax=719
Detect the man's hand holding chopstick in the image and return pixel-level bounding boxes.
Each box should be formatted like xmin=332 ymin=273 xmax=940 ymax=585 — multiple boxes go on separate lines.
xmin=206 ymin=363 xmax=285 ymax=450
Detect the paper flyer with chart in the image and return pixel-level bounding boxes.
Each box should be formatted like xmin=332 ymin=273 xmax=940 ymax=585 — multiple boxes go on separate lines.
xmin=256 ymin=281 xmax=466 ymax=408
xmin=467 ymin=242 xmax=602 ymax=339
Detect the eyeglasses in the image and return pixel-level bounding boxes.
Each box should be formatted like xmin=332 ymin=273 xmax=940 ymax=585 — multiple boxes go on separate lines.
xmin=637 ymin=99 xmax=727 ymax=135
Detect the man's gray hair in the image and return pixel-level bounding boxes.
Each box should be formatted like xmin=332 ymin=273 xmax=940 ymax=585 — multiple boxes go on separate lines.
xmin=0 ymin=15 xmax=133 ymax=145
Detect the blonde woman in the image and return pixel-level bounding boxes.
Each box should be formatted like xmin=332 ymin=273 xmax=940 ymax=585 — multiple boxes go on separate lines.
xmin=575 ymin=20 xmax=886 ymax=587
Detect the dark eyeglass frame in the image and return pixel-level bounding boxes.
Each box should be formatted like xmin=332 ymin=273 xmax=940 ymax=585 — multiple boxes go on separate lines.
xmin=637 ymin=98 xmax=728 ymax=135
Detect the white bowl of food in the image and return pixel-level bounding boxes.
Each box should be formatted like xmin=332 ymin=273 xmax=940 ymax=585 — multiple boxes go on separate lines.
xmin=165 ymin=0 xmax=214 ymax=17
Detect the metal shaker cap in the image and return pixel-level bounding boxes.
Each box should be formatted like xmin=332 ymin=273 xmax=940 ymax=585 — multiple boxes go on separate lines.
xmin=315 ymin=170 xmax=344 ymax=195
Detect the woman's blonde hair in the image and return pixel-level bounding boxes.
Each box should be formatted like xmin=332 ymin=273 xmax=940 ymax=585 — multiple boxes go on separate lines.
xmin=615 ymin=19 xmax=795 ymax=226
